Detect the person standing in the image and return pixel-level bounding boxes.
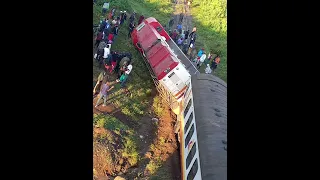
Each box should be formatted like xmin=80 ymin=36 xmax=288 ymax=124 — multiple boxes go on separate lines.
xmin=211 ymin=55 xmax=221 ymax=72
xmin=123 ymin=11 xmax=127 ymax=21
xmin=111 ymin=8 xmax=116 ymax=19
xmin=171 ymin=29 xmax=178 ymax=41
xmin=103 ymin=44 xmax=111 ymax=61
xmin=113 ymin=24 xmax=119 ymax=35
xmin=177 ymin=37 xmax=184 ymax=48
xmin=111 ymin=18 xmax=117 ymax=25
xmin=97 ymin=41 xmax=107 ymax=61
xmin=129 ymin=12 xmax=136 ymax=23
xmin=128 ymin=22 xmax=135 ymax=38
xmin=94 ymin=81 xmax=115 ymax=107
xmin=189 ymin=31 xmax=197 ymax=47
xmin=117 ymin=61 xmax=133 ymax=89
xmin=95 ymin=31 xmax=103 ymax=48
xmin=120 ymin=11 xmax=124 ymax=24
xmin=205 ymin=64 xmax=212 ymax=74
xmin=204 ymin=51 xmax=213 ymax=66
xmin=187 ymin=1 xmax=191 ymax=9
xmin=192 ymin=26 xmax=197 ymax=32
xmin=138 ymin=15 xmax=145 ymax=24
xmin=194 ymin=48 xmax=204 ymax=62
xmin=110 ymin=51 xmax=119 ymax=73
xmin=102 ymin=2 xmax=109 ymax=15
xmin=197 ymin=52 xmax=206 ymax=69
xmin=182 ymin=41 xmax=189 ymax=54
xmin=93 ymin=71 xmax=106 ymax=96
xmin=177 ymin=23 xmax=183 ymax=34
xmin=118 ymin=56 xmax=130 ymax=78
xmin=179 ymin=13 xmax=184 ymax=23
xmin=108 ymin=33 xmax=114 ymax=44
xmin=168 ymin=17 xmax=174 ymax=28
xmin=184 ymin=29 xmax=189 ymax=40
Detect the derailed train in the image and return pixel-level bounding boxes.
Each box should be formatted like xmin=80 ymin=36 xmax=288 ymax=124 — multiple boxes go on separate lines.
xmin=131 ymin=17 xmax=227 ymax=180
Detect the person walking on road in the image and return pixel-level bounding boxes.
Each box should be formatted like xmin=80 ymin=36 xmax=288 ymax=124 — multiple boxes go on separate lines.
xmin=184 ymin=29 xmax=189 ymax=40
xmin=177 ymin=23 xmax=183 ymax=34
xmin=95 ymin=81 xmax=115 ymax=107
xmin=177 ymin=37 xmax=184 ymax=48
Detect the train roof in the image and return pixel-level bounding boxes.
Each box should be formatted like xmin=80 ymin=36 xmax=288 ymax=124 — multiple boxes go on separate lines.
xmin=137 ymin=22 xmax=162 ymax=51
xmin=191 ymin=74 xmax=227 ymax=180
xmin=138 ymin=21 xmax=180 ymax=80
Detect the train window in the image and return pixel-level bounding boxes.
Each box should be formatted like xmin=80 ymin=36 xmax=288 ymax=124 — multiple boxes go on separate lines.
xmin=156 ymin=26 xmax=163 ymax=32
xmin=185 ymin=124 xmax=194 ymax=148
xmin=137 ymin=22 xmax=145 ymax=31
xmin=184 ymin=98 xmax=192 ymax=118
xmin=187 ymin=158 xmax=198 ymax=180
xmin=184 ymin=112 xmax=193 ymax=133
xmin=168 ymin=72 xmax=175 ymax=78
xmin=186 ymin=142 xmax=197 ymax=169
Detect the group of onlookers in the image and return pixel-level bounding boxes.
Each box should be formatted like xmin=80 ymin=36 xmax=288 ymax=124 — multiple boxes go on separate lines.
xmin=93 ymin=6 xmax=137 ymax=107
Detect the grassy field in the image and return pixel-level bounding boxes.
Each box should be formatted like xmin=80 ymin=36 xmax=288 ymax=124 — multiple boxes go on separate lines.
xmin=190 ymin=0 xmax=227 ymax=82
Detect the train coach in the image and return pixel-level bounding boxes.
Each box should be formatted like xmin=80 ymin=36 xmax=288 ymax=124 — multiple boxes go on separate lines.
xmin=131 ymin=17 xmax=227 ymax=180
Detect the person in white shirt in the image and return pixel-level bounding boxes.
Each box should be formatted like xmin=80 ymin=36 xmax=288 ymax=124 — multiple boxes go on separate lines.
xmin=197 ymin=52 xmax=207 ymax=69
xmin=125 ymin=63 xmax=132 ymax=75
xmin=103 ymin=44 xmax=111 ymax=59
xmin=116 ymin=61 xmax=133 ymax=89
xmin=205 ymin=64 xmax=212 ymax=74
xmin=112 ymin=19 xmax=117 ymax=25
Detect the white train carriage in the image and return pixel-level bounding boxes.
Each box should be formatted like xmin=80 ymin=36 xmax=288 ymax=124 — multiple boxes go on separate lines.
xmin=178 ymin=74 xmax=227 ymax=180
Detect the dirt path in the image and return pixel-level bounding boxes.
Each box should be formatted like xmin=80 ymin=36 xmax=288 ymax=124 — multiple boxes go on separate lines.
xmin=170 ymin=0 xmax=198 ymax=63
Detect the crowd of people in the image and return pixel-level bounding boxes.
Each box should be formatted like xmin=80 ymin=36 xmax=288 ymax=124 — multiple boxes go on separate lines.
xmin=93 ymin=5 xmax=144 ymax=107
xmin=169 ymin=22 xmax=221 ymax=73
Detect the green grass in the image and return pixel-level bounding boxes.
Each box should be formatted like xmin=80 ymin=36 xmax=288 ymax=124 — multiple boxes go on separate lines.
xmin=146 ymin=158 xmax=163 ymax=175
xmin=94 ymin=113 xmax=129 ymax=131
xmin=122 ymin=136 xmax=139 ymax=166
xmin=152 ymin=96 xmax=165 ymax=117
xmin=190 ymin=0 xmax=227 ymax=82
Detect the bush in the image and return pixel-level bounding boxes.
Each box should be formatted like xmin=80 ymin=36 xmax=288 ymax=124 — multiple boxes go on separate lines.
xmin=152 ymin=96 xmax=164 ymax=117
xmin=122 ymin=136 xmax=139 ymax=166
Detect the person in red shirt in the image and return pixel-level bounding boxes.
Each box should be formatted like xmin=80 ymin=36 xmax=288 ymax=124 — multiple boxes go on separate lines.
xmin=108 ymin=33 xmax=114 ymax=44
xmin=95 ymin=31 xmax=103 ymax=48
xmin=138 ymin=15 xmax=145 ymax=24
xmin=171 ymin=29 xmax=178 ymax=41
